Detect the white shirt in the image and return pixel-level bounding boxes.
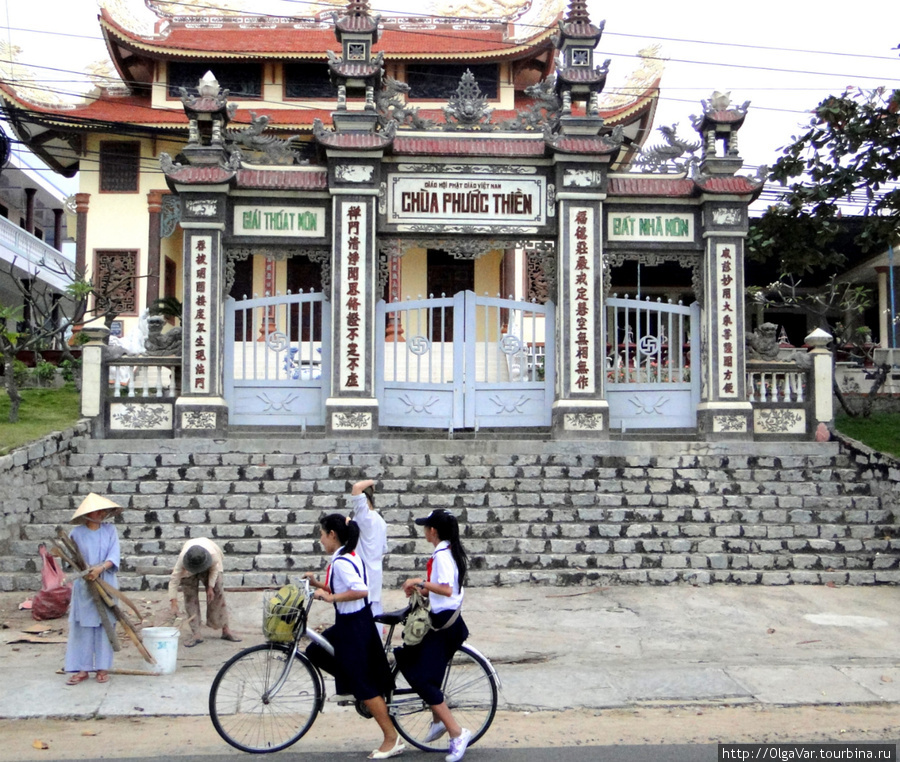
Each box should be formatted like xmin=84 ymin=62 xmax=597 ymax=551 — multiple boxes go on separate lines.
xmin=428 ymin=540 xmax=464 ymax=614
xmin=349 ymin=493 xmax=387 ymax=606
xmin=326 ymin=548 xmax=368 ymax=614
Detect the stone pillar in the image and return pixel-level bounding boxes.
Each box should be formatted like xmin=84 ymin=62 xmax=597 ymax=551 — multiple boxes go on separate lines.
xmin=74 ymin=193 xmax=90 ymax=277
xmin=806 ymin=328 xmax=834 ymax=432
xmin=146 ymin=190 xmax=164 ymax=311
xmin=173 ymin=192 xmax=228 ymax=438
xmin=52 ymin=208 xmax=64 ymax=252
xmin=24 ymin=187 xmax=36 ymax=235
xmin=325 ymin=193 xmax=380 ymax=435
xmin=551 ymin=193 xmax=609 ymax=438
xmin=696 ymin=201 xmax=752 ymax=439
xmin=79 ymin=326 xmax=109 ymax=437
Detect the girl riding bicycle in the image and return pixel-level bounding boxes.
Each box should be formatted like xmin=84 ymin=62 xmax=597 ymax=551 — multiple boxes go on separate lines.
xmin=304 ymin=514 xmax=403 ymax=760
xmin=397 ymin=509 xmax=472 ymax=762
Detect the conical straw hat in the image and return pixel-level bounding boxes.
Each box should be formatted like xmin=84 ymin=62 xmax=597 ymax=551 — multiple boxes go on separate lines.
xmin=70 ymin=493 xmax=124 ymax=525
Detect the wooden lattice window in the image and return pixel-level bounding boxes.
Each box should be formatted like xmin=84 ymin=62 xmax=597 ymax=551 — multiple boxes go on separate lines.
xmin=95 ymin=250 xmax=138 ymax=316
xmin=99 ymin=142 xmax=140 ymax=193
xmin=168 ymin=61 xmax=262 ymax=98
xmin=406 ymin=63 xmax=499 ymax=100
xmin=284 ymin=63 xmax=334 ymax=99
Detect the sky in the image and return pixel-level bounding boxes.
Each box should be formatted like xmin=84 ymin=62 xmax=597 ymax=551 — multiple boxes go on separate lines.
xmin=1 ymin=0 xmax=899 ymax=210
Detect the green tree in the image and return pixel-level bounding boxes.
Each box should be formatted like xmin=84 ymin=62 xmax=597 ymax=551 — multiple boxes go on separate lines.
xmin=748 ymin=87 xmax=900 ymax=417
xmin=749 ymin=86 xmax=899 ymax=272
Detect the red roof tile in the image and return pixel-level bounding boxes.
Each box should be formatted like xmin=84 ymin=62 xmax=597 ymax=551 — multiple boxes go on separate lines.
xmin=694 ymin=175 xmax=762 ymax=195
xmin=315 ymin=131 xmax=394 ymax=149
xmin=166 ymin=166 xmax=235 ymax=184
xmin=608 ymin=177 xmax=695 ymax=197
xmin=236 ymin=169 xmax=328 ymax=190
xmin=550 ymin=135 xmax=620 ymax=155
xmin=100 ymin=11 xmax=555 ymax=61
xmin=392 ymin=135 xmax=545 ymax=156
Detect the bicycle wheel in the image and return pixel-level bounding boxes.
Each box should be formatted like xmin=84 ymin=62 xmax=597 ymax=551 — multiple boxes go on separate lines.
xmin=389 ymin=644 xmax=498 ymax=752
xmin=209 ymin=643 xmax=321 ymax=753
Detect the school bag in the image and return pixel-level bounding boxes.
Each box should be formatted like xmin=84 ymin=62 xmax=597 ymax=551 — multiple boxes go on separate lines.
xmin=263 ymin=583 xmax=306 ymax=642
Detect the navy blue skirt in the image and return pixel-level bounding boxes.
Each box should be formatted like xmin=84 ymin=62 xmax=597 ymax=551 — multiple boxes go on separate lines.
xmin=306 ymin=606 xmax=392 ymax=701
xmin=395 ymin=608 xmax=469 ymax=706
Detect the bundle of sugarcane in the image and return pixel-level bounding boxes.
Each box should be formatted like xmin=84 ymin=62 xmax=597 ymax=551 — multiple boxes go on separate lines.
xmin=51 ymin=527 xmax=155 ymax=665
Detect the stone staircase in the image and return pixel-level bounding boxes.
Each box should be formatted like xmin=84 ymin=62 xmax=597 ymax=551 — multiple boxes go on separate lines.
xmin=2 ymin=432 xmax=898 ymax=592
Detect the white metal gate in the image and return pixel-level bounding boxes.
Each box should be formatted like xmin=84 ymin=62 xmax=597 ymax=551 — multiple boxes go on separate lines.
xmin=224 ymin=292 xmax=330 ymax=427
xmin=376 ymin=291 xmax=555 ymax=429
xmin=606 ymin=297 xmax=700 ymax=430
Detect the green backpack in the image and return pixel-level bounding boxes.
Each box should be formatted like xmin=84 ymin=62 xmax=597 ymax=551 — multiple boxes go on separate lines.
xmin=263 ymin=584 xmax=306 ymax=643
xmin=401 ymin=590 xmax=433 ymax=647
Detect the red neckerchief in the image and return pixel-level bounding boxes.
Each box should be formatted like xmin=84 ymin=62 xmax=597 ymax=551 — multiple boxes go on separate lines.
xmin=426 ymin=556 xmax=433 ymax=582
xmin=325 ymin=551 xmax=356 ymax=589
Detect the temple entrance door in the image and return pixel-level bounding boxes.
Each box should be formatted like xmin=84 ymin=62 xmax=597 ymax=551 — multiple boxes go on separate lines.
xmin=427 ymin=250 xmax=473 ymax=341
xmin=376 ymin=291 xmax=555 ymax=429
xmin=605 ymin=297 xmax=701 ymax=431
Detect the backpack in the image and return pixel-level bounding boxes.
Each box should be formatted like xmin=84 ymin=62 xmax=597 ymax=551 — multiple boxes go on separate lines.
xmin=263 ymin=584 xmax=306 ymax=643
xmin=401 ymin=589 xmax=433 ymax=647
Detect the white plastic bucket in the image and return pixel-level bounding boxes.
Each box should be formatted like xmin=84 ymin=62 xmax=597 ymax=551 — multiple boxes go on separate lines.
xmin=142 ymin=627 xmax=180 ymax=674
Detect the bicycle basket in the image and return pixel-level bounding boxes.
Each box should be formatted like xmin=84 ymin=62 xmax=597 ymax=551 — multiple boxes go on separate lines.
xmin=262 ymin=584 xmax=307 ymax=643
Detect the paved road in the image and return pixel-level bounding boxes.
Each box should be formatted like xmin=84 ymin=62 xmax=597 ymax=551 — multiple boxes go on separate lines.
xmin=3 ymin=584 xmax=900 ymax=718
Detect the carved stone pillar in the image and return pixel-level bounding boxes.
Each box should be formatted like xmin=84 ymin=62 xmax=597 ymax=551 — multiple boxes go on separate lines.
xmin=551 ymin=194 xmax=609 ymax=438
xmin=173 ymin=192 xmax=228 ymax=438
xmin=696 ymin=201 xmax=752 ymax=439
xmin=326 ymin=194 xmax=380 ymax=435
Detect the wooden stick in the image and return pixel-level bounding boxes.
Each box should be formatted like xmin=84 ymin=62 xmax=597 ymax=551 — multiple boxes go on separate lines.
xmin=109 ymin=669 xmax=159 ymax=676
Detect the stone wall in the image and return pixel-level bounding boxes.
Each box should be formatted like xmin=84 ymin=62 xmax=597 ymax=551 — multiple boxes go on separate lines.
xmin=3 ymin=436 xmax=898 ymax=591
xmin=0 ymin=421 xmax=91 ymax=578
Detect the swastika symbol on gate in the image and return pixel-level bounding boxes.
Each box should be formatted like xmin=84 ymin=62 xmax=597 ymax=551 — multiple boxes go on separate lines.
xmin=408 ymin=335 xmax=431 ymax=355
xmin=266 ymin=331 xmax=289 ymax=351
xmin=638 ymin=334 xmax=661 ymax=356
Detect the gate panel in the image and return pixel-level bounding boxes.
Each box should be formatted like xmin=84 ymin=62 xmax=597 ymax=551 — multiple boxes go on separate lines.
xmin=376 ymin=291 xmax=554 ymax=429
xmin=376 ymin=294 xmax=463 ymax=429
xmin=224 ymin=292 xmax=330 ymax=427
xmin=606 ymin=297 xmax=700 ymax=431
xmin=466 ymin=293 xmax=555 ymax=428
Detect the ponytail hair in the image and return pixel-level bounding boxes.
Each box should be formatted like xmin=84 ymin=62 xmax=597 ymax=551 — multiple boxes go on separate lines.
xmin=320 ymin=513 xmax=360 ymax=554
xmin=433 ymin=513 xmax=468 ymax=587
xmin=362 ymin=484 xmax=375 ymax=509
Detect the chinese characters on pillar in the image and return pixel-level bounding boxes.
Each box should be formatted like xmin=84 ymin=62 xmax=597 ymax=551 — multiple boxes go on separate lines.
xmin=340 ymin=203 xmax=366 ymax=392
xmin=569 ymin=207 xmax=595 ymax=394
xmin=716 ymin=244 xmax=737 ymax=398
xmin=191 ymin=236 xmax=212 ymax=393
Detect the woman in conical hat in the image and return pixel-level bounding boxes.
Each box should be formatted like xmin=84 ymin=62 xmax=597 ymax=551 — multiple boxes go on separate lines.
xmin=64 ymin=493 xmax=122 ymax=686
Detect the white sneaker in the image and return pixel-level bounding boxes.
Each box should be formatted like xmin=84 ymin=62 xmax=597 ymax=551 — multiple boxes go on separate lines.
xmin=327 ymin=693 xmax=354 ymax=704
xmin=445 ymin=728 xmax=471 ymax=762
xmin=423 ymin=721 xmax=447 ymax=743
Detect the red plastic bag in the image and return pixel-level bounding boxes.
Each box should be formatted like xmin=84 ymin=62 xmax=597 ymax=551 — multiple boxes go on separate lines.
xmin=31 ymin=544 xmax=71 ymax=621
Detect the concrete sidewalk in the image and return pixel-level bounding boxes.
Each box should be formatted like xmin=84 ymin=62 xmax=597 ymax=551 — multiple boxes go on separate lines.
xmin=2 ymin=584 xmax=900 ymax=719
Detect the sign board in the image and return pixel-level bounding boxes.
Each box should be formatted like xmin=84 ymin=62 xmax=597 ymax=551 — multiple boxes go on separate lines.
xmin=608 ymin=212 xmax=694 ymax=242
xmin=385 ymin=173 xmax=547 ymax=231
xmin=233 ymin=205 xmax=325 ymax=238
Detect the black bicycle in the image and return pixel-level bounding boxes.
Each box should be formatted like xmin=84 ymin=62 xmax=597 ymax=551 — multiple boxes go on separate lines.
xmin=209 ymin=580 xmax=499 ymax=753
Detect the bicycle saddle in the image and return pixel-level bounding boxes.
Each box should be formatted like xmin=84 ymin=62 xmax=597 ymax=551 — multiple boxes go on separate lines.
xmin=374 ymin=606 xmax=410 ymax=626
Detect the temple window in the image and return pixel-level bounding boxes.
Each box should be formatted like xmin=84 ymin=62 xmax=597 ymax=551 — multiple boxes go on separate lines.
xmin=346 ymin=42 xmax=367 ymax=61
xmin=571 ymin=49 xmax=590 ymax=66
xmin=167 ymin=61 xmax=262 ymax=99
xmin=99 ymin=141 xmax=140 ymax=193
xmin=284 ymin=63 xmax=335 ymax=98
xmin=406 ymin=63 xmax=499 ymax=100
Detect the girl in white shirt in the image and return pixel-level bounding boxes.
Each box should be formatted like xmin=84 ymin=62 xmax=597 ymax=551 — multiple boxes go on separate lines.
xmin=397 ymin=509 xmax=472 ymax=762
xmin=305 ymin=514 xmax=403 ymax=760
xmin=349 ymin=479 xmax=388 ymax=616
